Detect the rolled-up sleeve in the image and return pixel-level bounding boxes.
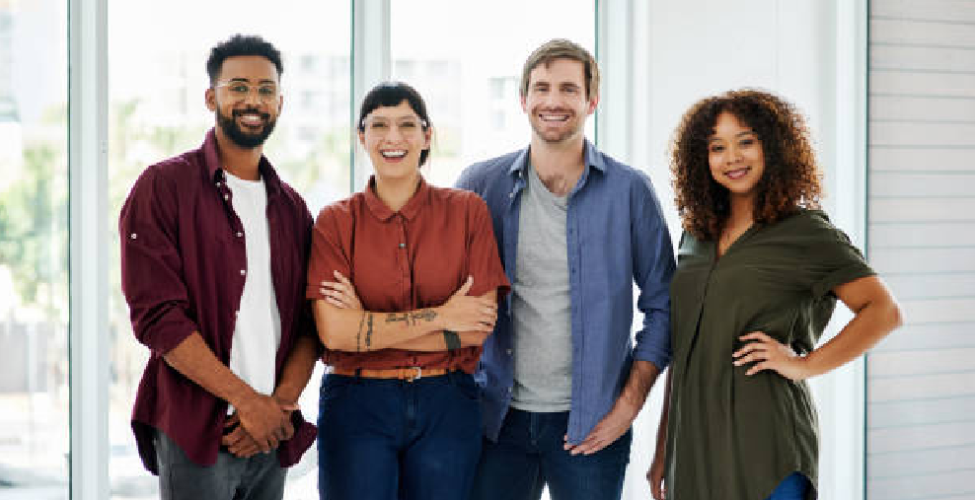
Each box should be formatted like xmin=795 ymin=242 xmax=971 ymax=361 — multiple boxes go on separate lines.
xmin=631 ymin=177 xmax=676 ymax=370
xmin=119 ymin=167 xmax=198 ymax=355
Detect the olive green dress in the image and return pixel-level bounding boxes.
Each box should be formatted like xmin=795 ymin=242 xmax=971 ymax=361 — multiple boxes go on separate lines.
xmin=664 ymin=210 xmax=875 ymax=500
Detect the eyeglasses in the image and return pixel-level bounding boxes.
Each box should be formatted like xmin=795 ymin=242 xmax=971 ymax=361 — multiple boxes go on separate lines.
xmin=361 ymin=117 xmax=428 ymax=137
xmin=214 ymin=81 xmax=279 ymax=103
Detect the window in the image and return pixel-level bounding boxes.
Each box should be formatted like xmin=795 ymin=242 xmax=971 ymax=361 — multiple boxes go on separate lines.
xmin=0 ymin=0 xmax=69 ymax=498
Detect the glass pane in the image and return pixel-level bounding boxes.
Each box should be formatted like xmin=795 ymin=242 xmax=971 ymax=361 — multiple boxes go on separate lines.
xmin=390 ymin=0 xmax=596 ymax=187
xmin=0 ymin=0 xmax=69 ymax=499
xmin=107 ymin=3 xmax=350 ymax=498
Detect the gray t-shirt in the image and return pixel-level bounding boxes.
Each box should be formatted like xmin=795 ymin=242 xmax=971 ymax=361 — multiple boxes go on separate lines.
xmin=510 ymin=164 xmax=573 ymax=412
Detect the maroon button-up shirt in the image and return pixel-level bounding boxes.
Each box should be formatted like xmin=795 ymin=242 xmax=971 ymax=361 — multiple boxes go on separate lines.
xmin=119 ymin=129 xmax=317 ymax=473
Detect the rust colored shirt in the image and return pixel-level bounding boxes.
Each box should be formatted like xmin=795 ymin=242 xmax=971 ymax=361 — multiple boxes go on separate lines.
xmin=119 ymin=129 xmax=317 ymax=474
xmin=307 ymin=176 xmax=510 ymax=373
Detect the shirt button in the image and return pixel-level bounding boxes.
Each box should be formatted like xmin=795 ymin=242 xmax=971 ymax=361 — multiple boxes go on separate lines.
xmin=236 ymin=231 xmax=243 ymax=238
xmin=223 ymin=194 xmax=229 ymax=201
xmin=507 ymin=387 xmax=513 ymax=394
xmin=129 ymin=233 xmax=137 ymax=240
xmin=240 ymin=269 xmax=246 ymax=276
xmin=506 ymin=348 xmax=513 ymax=356
xmin=215 ymin=181 xmax=221 ymax=187
xmin=398 ymin=243 xmax=405 ymax=249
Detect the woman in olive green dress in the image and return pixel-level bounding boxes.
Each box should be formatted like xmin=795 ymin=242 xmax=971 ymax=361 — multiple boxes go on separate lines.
xmin=646 ymin=90 xmax=902 ymax=500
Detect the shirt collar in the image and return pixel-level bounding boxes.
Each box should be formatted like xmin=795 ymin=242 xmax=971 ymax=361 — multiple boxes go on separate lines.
xmin=507 ymin=139 xmax=606 ymax=178
xmin=202 ymin=127 xmax=283 ymax=197
xmin=363 ymin=175 xmax=429 ymax=222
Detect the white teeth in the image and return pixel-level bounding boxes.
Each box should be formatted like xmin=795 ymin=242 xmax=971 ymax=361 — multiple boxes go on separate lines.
xmin=540 ymin=114 xmax=569 ymax=122
xmin=726 ymin=168 xmax=750 ymax=179
xmin=381 ymin=150 xmax=407 ymax=158
xmin=239 ymin=114 xmax=263 ymax=125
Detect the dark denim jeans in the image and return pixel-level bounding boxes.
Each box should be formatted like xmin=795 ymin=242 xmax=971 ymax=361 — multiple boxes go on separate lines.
xmin=470 ymin=408 xmax=631 ymax=500
xmin=766 ymin=472 xmax=811 ymax=500
xmin=317 ymin=371 xmax=483 ymax=500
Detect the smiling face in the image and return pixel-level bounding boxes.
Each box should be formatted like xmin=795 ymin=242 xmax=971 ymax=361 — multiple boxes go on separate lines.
xmin=206 ymin=55 xmax=282 ymax=149
xmin=521 ymin=58 xmax=597 ymax=145
xmin=708 ymin=111 xmax=766 ymax=205
xmin=358 ymin=100 xmax=431 ymax=182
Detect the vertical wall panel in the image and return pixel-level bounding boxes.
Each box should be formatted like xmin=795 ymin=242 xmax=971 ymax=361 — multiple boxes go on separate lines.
xmin=867 ymin=1 xmax=975 ymax=498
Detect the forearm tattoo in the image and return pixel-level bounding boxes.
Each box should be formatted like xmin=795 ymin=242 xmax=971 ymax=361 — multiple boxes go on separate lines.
xmin=386 ymin=313 xmax=409 ymax=325
xmin=365 ymin=313 xmax=374 ymax=350
xmin=385 ymin=309 xmax=439 ymax=326
xmin=355 ymin=310 xmax=366 ymax=352
xmin=411 ymin=309 xmax=438 ymax=324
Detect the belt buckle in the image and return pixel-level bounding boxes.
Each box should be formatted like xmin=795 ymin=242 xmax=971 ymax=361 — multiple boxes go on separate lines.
xmin=406 ymin=366 xmax=422 ymax=382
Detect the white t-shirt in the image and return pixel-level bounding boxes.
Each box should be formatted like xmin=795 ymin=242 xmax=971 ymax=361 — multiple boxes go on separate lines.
xmin=225 ymin=172 xmax=281 ymax=412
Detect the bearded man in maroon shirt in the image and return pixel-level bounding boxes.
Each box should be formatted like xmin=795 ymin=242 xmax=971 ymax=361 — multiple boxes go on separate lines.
xmin=119 ymin=34 xmax=320 ymax=500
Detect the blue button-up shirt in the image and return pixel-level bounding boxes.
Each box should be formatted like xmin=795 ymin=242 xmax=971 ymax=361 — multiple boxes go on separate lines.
xmin=456 ymin=141 xmax=675 ymax=444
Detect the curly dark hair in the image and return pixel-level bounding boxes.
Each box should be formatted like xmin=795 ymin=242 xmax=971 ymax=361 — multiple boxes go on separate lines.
xmin=671 ymin=89 xmax=823 ymax=241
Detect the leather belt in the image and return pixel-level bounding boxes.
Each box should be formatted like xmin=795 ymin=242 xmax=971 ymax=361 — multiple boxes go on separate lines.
xmin=330 ymin=366 xmax=449 ymax=382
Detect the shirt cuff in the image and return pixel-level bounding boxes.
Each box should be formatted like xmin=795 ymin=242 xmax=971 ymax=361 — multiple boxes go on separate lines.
xmin=633 ymin=342 xmax=671 ymax=371
xmin=139 ymin=308 xmax=199 ymax=356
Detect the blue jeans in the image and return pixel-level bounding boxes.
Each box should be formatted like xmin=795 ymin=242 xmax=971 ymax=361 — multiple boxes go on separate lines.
xmin=317 ymin=372 xmax=483 ymax=500
xmin=766 ymin=472 xmax=811 ymax=500
xmin=470 ymin=408 xmax=631 ymax=500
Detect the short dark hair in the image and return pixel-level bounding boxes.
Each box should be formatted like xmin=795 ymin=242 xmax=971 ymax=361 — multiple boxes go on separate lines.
xmin=206 ymin=34 xmax=283 ymax=85
xmin=357 ymin=81 xmax=433 ymax=166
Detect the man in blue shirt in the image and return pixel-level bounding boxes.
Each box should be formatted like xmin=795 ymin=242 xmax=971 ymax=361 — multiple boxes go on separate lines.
xmin=456 ymin=39 xmax=676 ymax=500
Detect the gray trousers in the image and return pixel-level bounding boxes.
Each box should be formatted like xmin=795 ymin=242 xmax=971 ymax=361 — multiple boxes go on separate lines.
xmin=155 ymin=430 xmax=286 ymax=500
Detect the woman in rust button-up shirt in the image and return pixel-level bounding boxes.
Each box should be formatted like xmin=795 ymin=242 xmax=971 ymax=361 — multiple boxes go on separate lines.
xmin=306 ymin=82 xmax=510 ymax=500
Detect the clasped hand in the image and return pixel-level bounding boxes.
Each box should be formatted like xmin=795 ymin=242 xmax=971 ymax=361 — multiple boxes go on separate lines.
xmin=222 ymin=394 xmax=297 ymax=458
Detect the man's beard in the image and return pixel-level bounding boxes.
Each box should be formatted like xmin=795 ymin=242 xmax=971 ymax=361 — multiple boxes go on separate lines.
xmin=216 ymin=107 xmax=277 ymax=149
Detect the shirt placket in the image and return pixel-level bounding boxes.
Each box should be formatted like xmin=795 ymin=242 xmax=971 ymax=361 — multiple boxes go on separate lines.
xmin=265 ymin=193 xmax=287 ymax=369
xmin=501 ymin=174 xmax=526 ymax=402
xmin=566 ymin=189 xmax=588 ymax=440
xmin=214 ymin=172 xmax=248 ymax=343
xmin=394 ymin=215 xmax=412 ymax=308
